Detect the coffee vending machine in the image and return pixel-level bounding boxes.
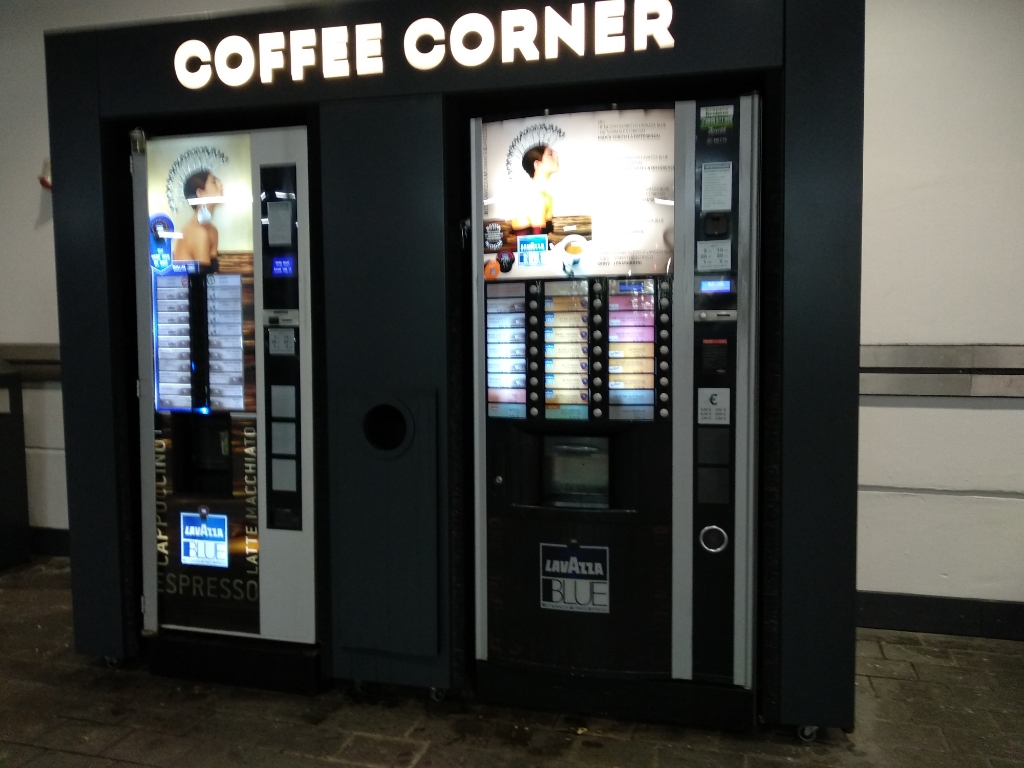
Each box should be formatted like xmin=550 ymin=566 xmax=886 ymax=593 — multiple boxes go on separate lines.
xmin=472 ymin=99 xmax=760 ymax=715
xmin=133 ymin=128 xmax=315 ymax=646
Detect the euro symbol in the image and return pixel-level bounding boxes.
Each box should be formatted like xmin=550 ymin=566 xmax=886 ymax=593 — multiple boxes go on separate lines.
xmin=709 ymin=394 xmax=718 ymax=404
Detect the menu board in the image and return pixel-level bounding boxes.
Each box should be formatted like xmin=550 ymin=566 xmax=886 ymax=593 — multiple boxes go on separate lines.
xmin=481 ymin=109 xmax=674 ymax=281
xmin=606 ymin=279 xmax=656 ymax=421
xmin=485 ymin=282 xmax=527 ymax=418
xmin=543 ymin=280 xmax=589 ymax=420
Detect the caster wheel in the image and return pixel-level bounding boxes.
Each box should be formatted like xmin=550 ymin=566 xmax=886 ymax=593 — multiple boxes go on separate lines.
xmin=797 ymin=725 xmax=818 ymax=743
xmin=429 ymin=687 xmax=447 ymax=703
xmin=103 ymin=656 xmax=122 ymax=669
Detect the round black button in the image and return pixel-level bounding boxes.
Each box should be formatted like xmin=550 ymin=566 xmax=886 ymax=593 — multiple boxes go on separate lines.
xmin=363 ymin=404 xmax=407 ymax=451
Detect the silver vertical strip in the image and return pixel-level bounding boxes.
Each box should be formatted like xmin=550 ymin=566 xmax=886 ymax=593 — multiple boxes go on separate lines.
xmin=471 ymin=117 xmax=488 ymax=661
xmin=733 ymin=95 xmax=760 ymax=688
xmin=132 ymin=144 xmax=158 ymax=634
xmin=672 ymin=101 xmax=697 ymax=680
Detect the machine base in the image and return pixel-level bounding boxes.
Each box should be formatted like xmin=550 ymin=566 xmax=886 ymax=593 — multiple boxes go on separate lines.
xmin=148 ymin=630 xmax=321 ymax=695
xmin=475 ymin=662 xmax=756 ymax=731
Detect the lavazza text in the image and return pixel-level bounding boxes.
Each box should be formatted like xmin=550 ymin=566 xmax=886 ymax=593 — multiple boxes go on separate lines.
xmin=174 ymin=0 xmax=675 ymax=89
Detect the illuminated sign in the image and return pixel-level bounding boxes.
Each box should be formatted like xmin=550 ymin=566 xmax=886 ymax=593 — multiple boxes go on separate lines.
xmin=174 ymin=0 xmax=674 ymax=89
xmin=180 ymin=512 xmax=229 ymax=568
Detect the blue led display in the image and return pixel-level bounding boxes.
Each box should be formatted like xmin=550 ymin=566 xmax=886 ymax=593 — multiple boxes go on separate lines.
xmin=271 ymin=255 xmax=295 ymax=277
xmin=700 ymin=279 xmax=732 ymax=293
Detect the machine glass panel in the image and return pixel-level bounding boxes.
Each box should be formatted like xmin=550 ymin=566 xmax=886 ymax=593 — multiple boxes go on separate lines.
xmin=145 ymin=133 xmax=261 ymax=634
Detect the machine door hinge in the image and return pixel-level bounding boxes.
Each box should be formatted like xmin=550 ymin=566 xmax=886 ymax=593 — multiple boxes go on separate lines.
xmin=140 ymin=594 xmax=146 ymax=615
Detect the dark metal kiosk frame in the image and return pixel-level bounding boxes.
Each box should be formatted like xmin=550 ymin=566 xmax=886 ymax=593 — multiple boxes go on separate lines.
xmin=45 ymin=0 xmax=863 ymax=732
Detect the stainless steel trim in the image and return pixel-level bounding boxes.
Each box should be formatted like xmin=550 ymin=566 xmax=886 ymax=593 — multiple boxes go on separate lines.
xmin=860 ymin=345 xmax=971 ymax=369
xmin=471 ymin=117 xmax=488 ymax=661
xmin=971 ymin=375 xmax=1024 ymax=398
xmin=733 ymin=94 xmax=759 ymax=690
xmin=699 ymin=525 xmax=730 ymax=553
xmin=671 ymin=101 xmax=696 ymax=681
xmin=859 ymin=372 xmax=972 ymax=397
xmin=132 ymin=141 xmax=158 ymax=634
xmin=972 ymin=346 xmax=1024 ymax=370
xmin=249 ymin=127 xmax=315 ymax=645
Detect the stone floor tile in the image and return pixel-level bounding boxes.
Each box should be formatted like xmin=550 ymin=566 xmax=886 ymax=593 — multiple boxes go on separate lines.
xmin=176 ymin=739 xmax=341 ymax=768
xmin=98 ymin=728 xmax=196 ymax=767
xmin=190 ymin=712 xmax=351 ymax=758
xmin=847 ymin=719 xmax=948 ymax=751
xmin=989 ymin=708 xmax=1024 ymax=732
xmin=631 ymin=723 xmax=723 ymax=750
xmin=29 ymin=722 xmax=132 ymax=758
xmin=563 ymin=736 xmax=659 ymax=767
xmin=656 ymin=744 xmax=745 ymax=767
xmin=881 ymin=643 xmax=957 ymax=667
xmin=468 ymin=705 xmax=561 ymax=730
xmin=716 ymin=730 xmax=859 ymax=765
xmin=0 ymin=741 xmax=45 ymax=768
xmin=868 ymin=677 xmax=960 ymax=704
xmin=11 ymin=751 xmax=121 ymax=768
xmin=919 ymin=633 xmax=1024 ymax=655
xmin=952 ymin=650 xmax=1024 ymax=673
xmin=855 ymin=628 xmax=923 ymax=646
xmin=331 ymin=733 xmax=427 ymax=767
xmin=555 ymin=714 xmax=635 ymax=740
xmin=853 ymin=676 xmax=874 ymax=698
xmin=942 ymin=725 xmax=1024 ymax=760
xmin=854 ymin=658 xmax=917 ymax=681
xmin=111 ymin=703 xmax=205 ymax=736
xmin=990 ymin=760 xmax=1024 ymax=768
xmin=911 ymin=662 xmax=1000 ymax=688
xmin=318 ymin=702 xmax=426 ymax=738
xmin=854 ymin=640 xmax=882 ymax=659
xmin=414 ymin=741 xmax=572 ymax=768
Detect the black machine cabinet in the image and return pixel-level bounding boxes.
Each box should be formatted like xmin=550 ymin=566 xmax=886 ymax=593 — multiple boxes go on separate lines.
xmin=0 ymin=369 xmax=31 ymax=571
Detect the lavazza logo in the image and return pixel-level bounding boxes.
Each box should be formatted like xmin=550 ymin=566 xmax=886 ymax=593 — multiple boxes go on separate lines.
xmin=540 ymin=543 xmax=609 ymax=613
xmin=180 ymin=511 xmax=230 ymax=569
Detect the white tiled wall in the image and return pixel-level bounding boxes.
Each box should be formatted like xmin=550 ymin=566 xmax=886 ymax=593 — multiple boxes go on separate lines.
xmin=22 ymin=383 xmax=68 ymax=530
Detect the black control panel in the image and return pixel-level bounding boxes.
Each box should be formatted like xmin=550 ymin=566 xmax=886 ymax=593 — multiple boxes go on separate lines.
xmin=259 ymin=165 xmax=303 ymax=531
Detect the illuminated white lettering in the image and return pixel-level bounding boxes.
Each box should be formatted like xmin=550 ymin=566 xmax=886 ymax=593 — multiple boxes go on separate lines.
xmin=214 ymin=35 xmax=256 ymax=87
xmin=290 ymin=29 xmax=317 ymax=80
xmin=259 ymin=32 xmax=286 ymax=83
xmin=174 ymin=40 xmax=212 ymax=89
xmin=450 ymin=12 xmax=495 ymax=67
xmin=355 ymin=23 xmax=384 ymax=75
xmin=594 ymin=0 xmax=626 ymax=55
xmin=404 ymin=17 xmax=446 ymax=71
xmin=322 ymin=26 xmax=350 ymax=78
xmin=544 ymin=4 xmax=585 ymax=59
xmin=634 ymin=0 xmax=674 ymax=50
xmin=501 ymin=9 xmax=539 ymax=63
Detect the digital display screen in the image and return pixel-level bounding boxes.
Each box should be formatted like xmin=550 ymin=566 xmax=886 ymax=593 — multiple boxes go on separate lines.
xmin=618 ymin=282 xmax=645 ymax=293
xmin=271 ymin=256 xmax=295 ymax=277
xmin=700 ymin=279 xmax=732 ymax=293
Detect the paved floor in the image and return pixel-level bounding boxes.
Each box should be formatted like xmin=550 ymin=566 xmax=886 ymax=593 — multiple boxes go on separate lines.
xmin=1 ymin=559 xmax=1021 ymax=768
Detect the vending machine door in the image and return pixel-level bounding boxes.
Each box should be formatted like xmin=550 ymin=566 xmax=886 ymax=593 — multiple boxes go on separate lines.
xmin=133 ymin=127 xmax=315 ymax=644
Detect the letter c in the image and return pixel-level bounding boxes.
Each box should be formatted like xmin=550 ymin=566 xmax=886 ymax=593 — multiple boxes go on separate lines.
xmin=404 ymin=18 xmax=446 ymax=70
xmin=174 ymin=39 xmax=212 ymax=89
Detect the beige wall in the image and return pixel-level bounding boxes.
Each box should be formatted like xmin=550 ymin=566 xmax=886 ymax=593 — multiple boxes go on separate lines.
xmin=862 ymin=0 xmax=1024 ymax=345
xmin=0 ymin=0 xmax=304 ymax=345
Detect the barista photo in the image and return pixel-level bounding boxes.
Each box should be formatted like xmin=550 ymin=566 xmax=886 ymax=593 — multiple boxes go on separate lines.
xmin=482 ymin=110 xmax=675 ymax=279
xmin=146 ymin=134 xmax=254 ymax=272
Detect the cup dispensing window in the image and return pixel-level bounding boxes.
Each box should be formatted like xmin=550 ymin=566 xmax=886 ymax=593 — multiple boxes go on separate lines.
xmin=542 ymin=436 xmax=610 ymax=509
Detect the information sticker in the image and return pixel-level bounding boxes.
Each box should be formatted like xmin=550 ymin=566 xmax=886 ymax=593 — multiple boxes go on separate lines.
xmin=697 ymin=240 xmax=732 ymax=272
xmin=268 ymin=327 xmax=296 ymax=356
xmin=701 ymin=162 xmax=733 ymax=212
xmin=697 ymin=387 xmax=731 ymax=425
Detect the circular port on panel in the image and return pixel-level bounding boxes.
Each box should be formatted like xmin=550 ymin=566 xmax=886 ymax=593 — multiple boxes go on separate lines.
xmin=363 ymin=404 xmax=408 ymax=452
xmin=529 ymin=284 xmax=538 ymax=294
xmin=699 ymin=525 xmax=729 ymax=553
